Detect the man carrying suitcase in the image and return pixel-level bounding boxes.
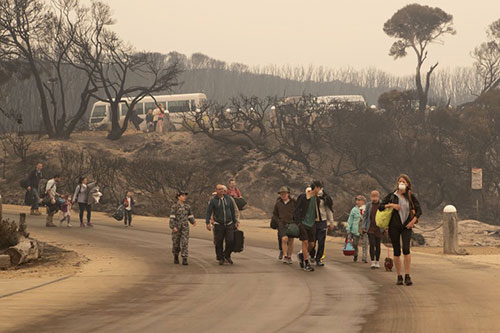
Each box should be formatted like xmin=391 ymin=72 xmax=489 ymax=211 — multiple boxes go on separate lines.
xmin=206 ymin=184 xmax=239 ymax=265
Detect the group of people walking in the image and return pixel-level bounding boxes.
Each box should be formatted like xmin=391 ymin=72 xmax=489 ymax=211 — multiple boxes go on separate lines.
xmin=24 ymin=164 xmax=422 ymax=285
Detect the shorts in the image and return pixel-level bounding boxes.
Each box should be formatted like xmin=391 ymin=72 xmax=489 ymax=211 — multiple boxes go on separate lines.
xmin=278 ymin=222 xmax=290 ymax=239
xmin=299 ymin=223 xmax=316 ymax=242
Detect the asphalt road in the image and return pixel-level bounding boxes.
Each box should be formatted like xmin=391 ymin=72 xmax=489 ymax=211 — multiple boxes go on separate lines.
xmin=3 ymin=210 xmax=500 ymax=333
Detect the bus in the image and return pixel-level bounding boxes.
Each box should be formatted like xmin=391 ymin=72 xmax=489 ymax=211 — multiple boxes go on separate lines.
xmin=88 ymin=93 xmax=207 ymax=131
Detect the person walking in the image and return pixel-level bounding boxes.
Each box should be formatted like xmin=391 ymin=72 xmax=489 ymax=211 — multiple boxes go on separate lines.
xmin=346 ymin=195 xmax=366 ymax=262
xmin=362 ymin=190 xmax=383 ymax=269
xmin=157 ymin=103 xmax=165 ymax=133
xmin=72 ymin=176 xmax=93 ymax=228
xmin=272 ymin=186 xmax=296 ymax=265
xmin=26 ymin=162 xmax=43 ymax=216
xmin=379 ymin=174 xmax=422 ymax=286
xmin=123 ymin=191 xmax=135 ymax=227
xmin=294 ymin=180 xmax=323 ymax=272
xmin=146 ymin=109 xmax=154 ymax=133
xmin=310 ymin=189 xmax=335 ymax=266
xmin=169 ymin=191 xmax=196 ymax=265
xmin=206 ymin=184 xmax=238 ymax=265
xmin=59 ymin=195 xmax=73 ymax=227
xmin=45 ymin=175 xmax=64 ymax=227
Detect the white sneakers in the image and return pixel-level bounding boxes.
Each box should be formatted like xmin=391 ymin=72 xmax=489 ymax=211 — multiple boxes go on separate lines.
xmin=371 ymin=261 xmax=381 ymax=269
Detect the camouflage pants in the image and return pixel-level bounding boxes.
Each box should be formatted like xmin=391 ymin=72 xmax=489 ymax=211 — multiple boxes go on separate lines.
xmin=172 ymin=222 xmax=190 ymax=258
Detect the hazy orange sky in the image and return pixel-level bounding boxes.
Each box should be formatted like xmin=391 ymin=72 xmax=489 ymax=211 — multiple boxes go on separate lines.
xmin=99 ymin=0 xmax=499 ymax=75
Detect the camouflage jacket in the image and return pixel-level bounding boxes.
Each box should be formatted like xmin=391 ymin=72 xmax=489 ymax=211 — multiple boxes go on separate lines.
xmin=169 ymin=203 xmax=195 ymax=229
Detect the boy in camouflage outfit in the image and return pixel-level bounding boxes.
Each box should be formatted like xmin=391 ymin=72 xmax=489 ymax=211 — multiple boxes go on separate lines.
xmin=169 ymin=191 xmax=196 ymax=265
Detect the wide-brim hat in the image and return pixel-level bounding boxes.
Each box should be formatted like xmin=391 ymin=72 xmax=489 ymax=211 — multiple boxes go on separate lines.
xmin=277 ymin=186 xmax=291 ymax=194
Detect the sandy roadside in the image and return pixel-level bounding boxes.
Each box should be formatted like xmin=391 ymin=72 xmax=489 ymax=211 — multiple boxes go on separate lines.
xmin=0 ymin=205 xmax=151 ymax=333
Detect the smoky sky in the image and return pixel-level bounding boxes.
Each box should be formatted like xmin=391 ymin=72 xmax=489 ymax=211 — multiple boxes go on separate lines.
xmin=98 ymin=0 xmax=499 ymax=75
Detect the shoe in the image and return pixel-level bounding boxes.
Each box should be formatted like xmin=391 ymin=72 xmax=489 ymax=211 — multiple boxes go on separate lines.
xmin=353 ymin=255 xmax=358 ymax=262
xmin=46 ymin=223 xmax=57 ymax=227
xmin=33 ymin=210 xmax=41 ymax=216
xmin=303 ymin=262 xmax=315 ymax=272
xmin=67 ymin=223 xmax=72 ymax=228
xmin=405 ymin=274 xmax=413 ymax=286
xmin=80 ymin=223 xmax=86 ymax=228
xmin=174 ymin=255 xmax=179 ymax=264
xmin=87 ymin=223 xmax=93 ymax=228
xmin=182 ymin=258 xmax=188 ymax=265
xmin=371 ymin=261 xmax=376 ymax=269
xmin=285 ymin=257 xmax=293 ymax=265
xmin=397 ymin=275 xmax=404 ymax=285
xmin=316 ymin=261 xmax=325 ymax=267
xmin=298 ymin=252 xmax=304 ymax=268
xmin=218 ymin=259 xmax=224 ymax=265
xmin=375 ymin=261 xmax=380 ymax=269
xmin=362 ymin=258 xmax=368 ymax=263
xmin=278 ymin=251 xmax=283 ymax=260
xmin=225 ymin=257 xmax=233 ymax=265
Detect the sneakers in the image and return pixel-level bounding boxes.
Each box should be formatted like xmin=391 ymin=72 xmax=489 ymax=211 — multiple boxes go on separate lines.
xmin=374 ymin=261 xmax=380 ymax=269
xmin=30 ymin=209 xmax=41 ymax=216
xmin=225 ymin=257 xmax=233 ymax=265
xmin=371 ymin=261 xmax=376 ymax=269
xmin=404 ymin=274 xmax=413 ymax=286
xmin=80 ymin=223 xmax=86 ymax=228
xmin=174 ymin=255 xmax=179 ymax=264
xmin=315 ymin=261 xmax=325 ymax=267
xmin=303 ymin=261 xmax=315 ymax=272
xmin=282 ymin=256 xmax=293 ymax=265
xmin=87 ymin=223 xmax=94 ymax=228
xmin=397 ymin=275 xmax=404 ymax=285
xmin=353 ymin=255 xmax=358 ymax=262
xmin=362 ymin=258 xmax=368 ymax=263
xmin=298 ymin=252 xmax=304 ymax=268
xmin=46 ymin=223 xmax=57 ymax=227
xmin=67 ymin=223 xmax=72 ymax=228
xmin=278 ymin=251 xmax=284 ymax=260
xmin=182 ymin=258 xmax=188 ymax=266
xmin=218 ymin=259 xmax=224 ymax=265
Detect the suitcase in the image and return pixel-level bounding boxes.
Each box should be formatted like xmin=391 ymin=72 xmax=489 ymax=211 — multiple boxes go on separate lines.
xmin=233 ymin=229 xmax=244 ymax=253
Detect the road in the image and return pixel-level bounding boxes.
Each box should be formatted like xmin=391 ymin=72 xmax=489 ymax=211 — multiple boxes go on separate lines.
xmin=1 ymin=207 xmax=500 ymax=332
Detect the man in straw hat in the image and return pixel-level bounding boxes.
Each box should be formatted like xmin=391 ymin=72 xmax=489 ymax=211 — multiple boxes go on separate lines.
xmin=272 ymin=186 xmax=296 ymax=264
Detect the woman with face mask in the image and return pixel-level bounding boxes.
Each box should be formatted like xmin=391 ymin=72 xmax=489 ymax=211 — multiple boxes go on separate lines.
xmin=379 ymin=174 xmax=422 ymax=286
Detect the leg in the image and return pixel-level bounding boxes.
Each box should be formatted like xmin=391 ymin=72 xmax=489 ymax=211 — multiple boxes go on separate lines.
xmin=213 ymin=224 xmax=224 ymax=261
xmin=389 ymin=225 xmax=403 ymax=275
xmin=180 ymin=223 xmax=190 ymax=258
xmin=223 ymin=224 xmax=235 ymax=259
xmin=315 ymin=221 xmax=327 ymax=262
xmin=401 ymin=228 xmax=412 ymax=274
xmin=352 ymin=235 xmax=360 ymax=258
xmin=31 ymin=189 xmax=39 ymax=210
xmin=368 ymin=233 xmax=376 ymax=261
xmin=172 ymin=228 xmax=181 ymax=256
xmin=302 ymin=240 xmax=309 ymax=261
xmin=361 ymin=233 xmax=368 ymax=262
xmin=287 ymin=237 xmax=294 ymax=258
xmin=86 ymin=204 xmax=92 ymax=224
xmin=124 ymin=210 xmax=129 ymax=225
xmin=281 ymin=235 xmax=289 ymax=258
xmin=78 ymin=203 xmax=85 ymax=224
xmin=375 ymin=236 xmax=381 ymax=261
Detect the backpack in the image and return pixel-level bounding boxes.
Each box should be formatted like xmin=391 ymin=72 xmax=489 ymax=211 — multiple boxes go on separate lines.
xmin=38 ymin=179 xmax=49 ymax=198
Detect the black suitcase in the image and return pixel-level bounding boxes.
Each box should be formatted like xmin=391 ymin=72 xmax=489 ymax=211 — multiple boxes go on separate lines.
xmin=233 ymin=229 xmax=244 ymax=253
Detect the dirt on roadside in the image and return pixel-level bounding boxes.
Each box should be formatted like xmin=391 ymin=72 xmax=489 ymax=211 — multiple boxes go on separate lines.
xmin=0 ymin=243 xmax=87 ymax=279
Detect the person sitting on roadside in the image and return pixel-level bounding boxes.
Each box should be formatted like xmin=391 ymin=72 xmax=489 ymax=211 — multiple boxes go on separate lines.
xmin=294 ymin=180 xmax=323 ymax=272
xmin=272 ymin=186 xmax=296 ymax=264
xmin=309 ymin=188 xmax=335 ymax=266
xmin=26 ymin=162 xmax=43 ymax=216
xmin=205 ymin=184 xmax=238 ymax=265
xmin=45 ymin=174 xmax=64 ymax=227
xmin=362 ymin=190 xmax=384 ymax=269
xmin=346 ymin=195 xmax=367 ymax=262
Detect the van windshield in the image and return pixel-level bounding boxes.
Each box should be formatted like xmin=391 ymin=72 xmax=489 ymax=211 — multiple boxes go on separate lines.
xmin=92 ymin=105 xmax=107 ymax=117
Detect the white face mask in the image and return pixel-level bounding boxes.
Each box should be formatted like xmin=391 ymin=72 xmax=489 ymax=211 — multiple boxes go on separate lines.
xmin=398 ymin=183 xmax=407 ymax=191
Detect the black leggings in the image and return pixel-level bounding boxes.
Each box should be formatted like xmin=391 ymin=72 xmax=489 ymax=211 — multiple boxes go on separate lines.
xmin=124 ymin=210 xmax=132 ymax=226
xmin=389 ymin=224 xmax=412 ymax=256
xmin=78 ymin=203 xmax=92 ymax=224
xmin=368 ymin=233 xmax=381 ymax=261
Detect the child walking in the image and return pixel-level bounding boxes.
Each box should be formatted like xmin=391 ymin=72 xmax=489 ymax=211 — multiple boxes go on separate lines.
xmin=123 ymin=191 xmax=135 ymax=227
xmin=346 ymin=195 xmax=367 ymax=262
xmin=59 ymin=195 xmax=73 ymax=227
xmin=169 ymin=191 xmax=196 ymax=265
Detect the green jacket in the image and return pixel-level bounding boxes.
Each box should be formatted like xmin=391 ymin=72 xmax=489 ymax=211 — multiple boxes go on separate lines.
xmin=346 ymin=206 xmax=362 ymax=236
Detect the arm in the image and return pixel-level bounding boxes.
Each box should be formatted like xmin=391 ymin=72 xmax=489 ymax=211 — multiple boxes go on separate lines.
xmin=361 ymin=203 xmax=370 ymax=230
xmin=272 ymin=201 xmax=280 ymax=224
xmin=236 ymin=188 xmax=242 ymax=198
xmin=229 ymin=198 xmax=237 ymax=224
xmin=169 ymin=205 xmax=177 ymax=230
xmin=379 ymin=193 xmax=393 ymax=211
xmin=188 ymin=206 xmax=196 ymax=225
xmin=205 ymin=200 xmax=214 ymax=224
xmin=27 ymin=170 xmax=35 ymax=189
xmin=231 ymin=197 xmax=240 ymax=223
xmin=72 ymin=186 xmax=80 ymax=203
xmin=346 ymin=209 xmax=354 ymax=234
xmin=412 ymin=194 xmax=422 ymax=219
xmin=293 ymin=195 xmax=305 ymax=224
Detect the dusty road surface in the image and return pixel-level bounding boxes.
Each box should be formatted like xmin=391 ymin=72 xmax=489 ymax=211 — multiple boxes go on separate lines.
xmin=1 ymin=205 xmax=500 ymax=333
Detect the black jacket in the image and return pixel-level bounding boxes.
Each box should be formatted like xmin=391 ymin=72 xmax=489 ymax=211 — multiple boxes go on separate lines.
xmin=206 ymin=194 xmax=236 ymax=225
xmin=27 ymin=169 xmax=43 ymax=189
xmin=379 ymin=191 xmax=422 ymax=227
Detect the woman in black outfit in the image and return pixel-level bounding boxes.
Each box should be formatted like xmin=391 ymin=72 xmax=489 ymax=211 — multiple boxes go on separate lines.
xmin=72 ymin=176 xmax=93 ymax=228
xmin=379 ymin=174 xmax=422 ymax=286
